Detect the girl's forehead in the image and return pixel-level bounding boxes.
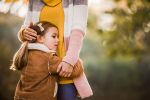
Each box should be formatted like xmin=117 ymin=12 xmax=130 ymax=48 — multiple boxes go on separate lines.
xmin=47 ymin=27 xmax=58 ymax=31
xmin=46 ymin=27 xmax=58 ymax=35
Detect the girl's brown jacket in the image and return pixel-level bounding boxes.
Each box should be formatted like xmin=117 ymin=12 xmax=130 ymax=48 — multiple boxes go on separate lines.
xmin=14 ymin=48 xmax=83 ymax=100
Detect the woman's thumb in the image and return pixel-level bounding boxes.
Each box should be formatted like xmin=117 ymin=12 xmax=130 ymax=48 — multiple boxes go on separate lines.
xmin=28 ymin=22 xmax=33 ymax=28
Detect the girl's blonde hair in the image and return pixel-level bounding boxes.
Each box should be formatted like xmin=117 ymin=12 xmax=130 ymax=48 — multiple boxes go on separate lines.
xmin=10 ymin=21 xmax=58 ymax=71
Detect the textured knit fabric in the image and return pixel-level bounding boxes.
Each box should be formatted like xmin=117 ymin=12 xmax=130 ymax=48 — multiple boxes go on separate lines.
xmin=62 ymin=35 xmax=93 ymax=98
xmin=40 ymin=0 xmax=65 ymax=58
xmin=22 ymin=0 xmax=88 ymax=58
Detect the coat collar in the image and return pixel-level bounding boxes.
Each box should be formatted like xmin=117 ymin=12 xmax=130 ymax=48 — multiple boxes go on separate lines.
xmin=28 ymin=43 xmax=56 ymax=54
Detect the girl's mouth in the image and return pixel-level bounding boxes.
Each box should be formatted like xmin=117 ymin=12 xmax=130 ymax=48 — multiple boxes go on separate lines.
xmin=55 ymin=44 xmax=58 ymax=46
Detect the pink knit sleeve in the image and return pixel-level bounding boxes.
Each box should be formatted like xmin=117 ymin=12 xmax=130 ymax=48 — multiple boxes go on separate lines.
xmin=62 ymin=29 xmax=84 ymax=66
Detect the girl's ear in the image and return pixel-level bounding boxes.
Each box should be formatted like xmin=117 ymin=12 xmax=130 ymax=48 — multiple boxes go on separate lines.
xmin=37 ymin=35 xmax=44 ymax=43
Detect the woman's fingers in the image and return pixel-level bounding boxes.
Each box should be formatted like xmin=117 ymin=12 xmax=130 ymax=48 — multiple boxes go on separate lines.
xmin=63 ymin=73 xmax=71 ymax=77
xmin=29 ymin=22 xmax=33 ymax=28
xmin=59 ymin=67 xmax=66 ymax=77
xmin=59 ymin=62 xmax=73 ymax=77
xmin=59 ymin=70 xmax=66 ymax=77
xmin=23 ymin=28 xmax=37 ymax=41
xmin=66 ymin=73 xmax=71 ymax=77
xmin=57 ymin=63 xmax=62 ymax=72
xmin=25 ymin=28 xmax=37 ymax=37
xmin=61 ymin=72 xmax=71 ymax=77
xmin=26 ymin=28 xmax=37 ymax=36
xmin=24 ymin=32 xmax=36 ymax=41
xmin=24 ymin=35 xmax=32 ymax=41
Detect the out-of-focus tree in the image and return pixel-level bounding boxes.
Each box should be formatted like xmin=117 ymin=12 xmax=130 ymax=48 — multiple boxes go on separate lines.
xmin=97 ymin=1 xmax=150 ymax=99
xmin=98 ymin=0 xmax=150 ymax=59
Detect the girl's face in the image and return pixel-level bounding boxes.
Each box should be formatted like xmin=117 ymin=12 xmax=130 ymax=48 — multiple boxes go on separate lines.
xmin=38 ymin=27 xmax=59 ymax=51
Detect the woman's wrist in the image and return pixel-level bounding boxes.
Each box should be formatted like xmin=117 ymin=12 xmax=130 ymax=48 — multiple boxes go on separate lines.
xmin=62 ymin=56 xmax=77 ymax=67
xmin=62 ymin=60 xmax=74 ymax=67
xmin=63 ymin=30 xmax=84 ymax=66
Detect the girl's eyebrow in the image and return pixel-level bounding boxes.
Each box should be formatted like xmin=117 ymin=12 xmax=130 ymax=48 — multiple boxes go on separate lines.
xmin=52 ymin=33 xmax=58 ymax=36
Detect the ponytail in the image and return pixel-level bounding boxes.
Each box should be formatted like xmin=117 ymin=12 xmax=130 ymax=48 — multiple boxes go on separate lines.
xmin=10 ymin=41 xmax=28 ymax=71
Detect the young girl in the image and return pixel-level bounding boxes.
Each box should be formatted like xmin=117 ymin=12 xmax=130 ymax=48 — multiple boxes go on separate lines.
xmin=10 ymin=21 xmax=83 ymax=100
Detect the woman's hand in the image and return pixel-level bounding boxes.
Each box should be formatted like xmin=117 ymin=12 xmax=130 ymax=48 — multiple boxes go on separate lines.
xmin=22 ymin=22 xmax=37 ymax=41
xmin=57 ymin=61 xmax=73 ymax=77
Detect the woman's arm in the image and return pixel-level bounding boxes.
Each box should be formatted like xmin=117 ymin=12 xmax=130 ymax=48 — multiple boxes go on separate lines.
xmin=18 ymin=1 xmax=37 ymax=42
xmin=48 ymin=55 xmax=84 ymax=78
xmin=62 ymin=0 xmax=88 ymax=66
xmin=62 ymin=30 xmax=84 ymax=66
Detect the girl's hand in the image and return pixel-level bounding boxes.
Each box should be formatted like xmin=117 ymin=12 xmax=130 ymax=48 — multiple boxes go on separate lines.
xmin=22 ymin=22 xmax=37 ymax=41
xmin=57 ymin=61 xmax=73 ymax=77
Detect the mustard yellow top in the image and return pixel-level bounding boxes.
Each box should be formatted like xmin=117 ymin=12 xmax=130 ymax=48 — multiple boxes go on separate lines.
xmin=40 ymin=0 xmax=73 ymax=84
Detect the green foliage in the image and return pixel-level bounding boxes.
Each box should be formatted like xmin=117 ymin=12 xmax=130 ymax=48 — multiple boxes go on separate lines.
xmin=83 ymin=1 xmax=150 ymax=99
xmin=99 ymin=0 xmax=150 ymax=58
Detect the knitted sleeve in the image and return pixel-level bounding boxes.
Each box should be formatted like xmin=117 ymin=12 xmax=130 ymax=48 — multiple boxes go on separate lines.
xmin=62 ymin=0 xmax=88 ymax=66
xmin=62 ymin=30 xmax=84 ymax=66
xmin=71 ymin=0 xmax=88 ymax=36
xmin=23 ymin=0 xmax=33 ymax=28
xmin=18 ymin=2 xmax=32 ymax=42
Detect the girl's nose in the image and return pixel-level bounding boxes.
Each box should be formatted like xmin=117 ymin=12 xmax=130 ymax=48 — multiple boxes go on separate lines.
xmin=56 ymin=38 xmax=59 ymax=42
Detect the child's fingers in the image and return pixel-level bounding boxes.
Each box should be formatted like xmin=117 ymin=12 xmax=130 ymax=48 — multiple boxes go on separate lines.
xmin=57 ymin=63 xmax=62 ymax=72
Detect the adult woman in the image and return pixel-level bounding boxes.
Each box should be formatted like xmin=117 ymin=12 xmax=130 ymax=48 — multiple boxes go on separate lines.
xmin=18 ymin=0 xmax=93 ymax=99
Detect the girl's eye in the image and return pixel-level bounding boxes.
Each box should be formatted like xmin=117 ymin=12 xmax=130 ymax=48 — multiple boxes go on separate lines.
xmin=52 ymin=36 xmax=56 ymax=38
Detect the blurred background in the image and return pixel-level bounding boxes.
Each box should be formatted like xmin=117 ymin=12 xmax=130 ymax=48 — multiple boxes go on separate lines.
xmin=0 ymin=0 xmax=150 ymax=100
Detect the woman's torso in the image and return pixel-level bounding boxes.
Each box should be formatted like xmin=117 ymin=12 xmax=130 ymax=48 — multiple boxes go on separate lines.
xmin=40 ymin=0 xmax=73 ymax=84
